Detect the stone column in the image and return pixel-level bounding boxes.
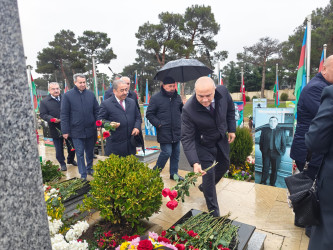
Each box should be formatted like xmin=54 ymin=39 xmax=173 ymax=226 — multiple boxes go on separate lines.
xmin=0 ymin=0 xmax=52 ymax=249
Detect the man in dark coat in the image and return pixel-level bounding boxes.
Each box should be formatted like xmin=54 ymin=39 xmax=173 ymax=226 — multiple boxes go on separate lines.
xmin=146 ymin=76 xmax=184 ymax=180
xmin=259 ymin=116 xmax=286 ymax=186
xmin=291 ymin=55 xmax=333 ymax=235
xmin=290 ymin=56 xmax=333 ymax=180
xmin=40 ymin=82 xmax=76 ymax=171
xmin=104 ymin=74 xmax=121 ymax=100
xmin=305 ymin=84 xmax=333 ymax=250
xmin=98 ymin=79 xmax=142 ymax=157
xmin=61 ymin=74 xmax=100 ymax=180
xmin=181 ymin=76 xmax=236 ymax=217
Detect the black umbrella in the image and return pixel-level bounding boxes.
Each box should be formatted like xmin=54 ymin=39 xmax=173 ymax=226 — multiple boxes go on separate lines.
xmin=154 ymin=58 xmax=213 ymax=83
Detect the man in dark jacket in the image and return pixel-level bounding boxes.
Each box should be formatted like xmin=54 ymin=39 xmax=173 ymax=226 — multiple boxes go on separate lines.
xmin=146 ymin=76 xmax=184 ymax=180
xmin=181 ymin=76 xmax=236 ymax=217
xmin=61 ymin=74 xmax=100 ymax=180
xmin=259 ymin=116 xmax=286 ymax=186
xmin=290 ymin=55 xmax=333 ymax=179
xmin=99 ymin=79 xmax=142 ymax=156
xmin=290 ymin=55 xmax=333 ymax=235
xmin=40 ymin=82 xmax=76 ymax=171
xmin=104 ymin=74 xmax=121 ymax=100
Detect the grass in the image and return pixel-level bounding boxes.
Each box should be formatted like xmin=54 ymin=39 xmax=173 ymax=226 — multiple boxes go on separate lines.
xmin=243 ymin=101 xmax=287 ymax=118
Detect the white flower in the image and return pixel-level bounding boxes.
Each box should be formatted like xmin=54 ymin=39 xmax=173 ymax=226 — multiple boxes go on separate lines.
xmin=48 ymin=217 xmax=63 ymax=236
xmin=65 ymin=220 xmax=89 ymax=242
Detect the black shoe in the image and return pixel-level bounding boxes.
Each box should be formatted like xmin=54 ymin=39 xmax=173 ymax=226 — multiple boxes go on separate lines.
xmin=198 ymin=184 xmax=203 ymax=192
xmin=60 ymin=164 xmax=67 ymax=171
xmin=170 ymin=174 xmax=184 ymax=181
xmin=67 ymin=160 xmax=77 ymax=166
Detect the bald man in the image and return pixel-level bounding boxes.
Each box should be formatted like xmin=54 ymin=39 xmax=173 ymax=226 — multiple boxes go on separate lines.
xmin=181 ymin=76 xmax=236 ymax=217
xmin=290 ymin=55 xmax=333 ymax=233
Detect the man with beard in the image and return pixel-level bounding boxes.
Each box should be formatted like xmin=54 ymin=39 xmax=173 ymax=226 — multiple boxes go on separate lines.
xmin=146 ymin=76 xmax=184 ymax=181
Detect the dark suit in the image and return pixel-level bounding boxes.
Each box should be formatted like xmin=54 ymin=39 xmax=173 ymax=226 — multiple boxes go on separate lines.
xmin=39 ymin=94 xmax=75 ymax=165
xmin=181 ymin=85 xmax=236 ymax=217
xmin=98 ymin=95 xmax=142 ymax=157
xmin=259 ymin=126 xmax=286 ymax=186
xmin=306 ymin=85 xmax=333 ymax=249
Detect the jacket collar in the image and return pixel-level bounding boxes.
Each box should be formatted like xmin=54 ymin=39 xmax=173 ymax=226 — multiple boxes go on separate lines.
xmin=74 ymin=85 xmax=86 ymax=93
xmin=160 ymin=85 xmax=178 ymax=98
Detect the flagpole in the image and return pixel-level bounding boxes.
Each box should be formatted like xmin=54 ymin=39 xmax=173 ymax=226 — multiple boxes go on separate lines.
xmin=241 ymin=67 xmax=243 ymax=101
xmin=217 ymin=62 xmax=220 ymax=85
xmin=276 ymin=63 xmax=279 ymax=107
xmin=323 ymin=44 xmax=327 ymax=62
xmin=26 ymin=65 xmax=37 ymax=130
xmin=306 ymin=15 xmax=312 ymax=83
xmin=92 ymin=54 xmax=99 ymax=104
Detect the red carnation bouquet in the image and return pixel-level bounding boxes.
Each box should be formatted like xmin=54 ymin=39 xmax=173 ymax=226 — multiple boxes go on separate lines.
xmin=96 ymin=120 xmax=119 ymax=139
xmin=162 ymin=162 xmax=217 ymax=210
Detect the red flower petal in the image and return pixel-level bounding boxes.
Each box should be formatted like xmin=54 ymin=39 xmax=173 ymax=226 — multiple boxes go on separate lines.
xmin=162 ymin=188 xmax=171 ymax=197
xmin=103 ymin=131 xmax=110 ymax=138
xmin=96 ymin=120 xmax=102 ymax=126
xmin=50 ymin=118 xmax=56 ymax=122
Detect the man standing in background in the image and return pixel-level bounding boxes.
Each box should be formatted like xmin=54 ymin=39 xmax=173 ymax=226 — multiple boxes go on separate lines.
xmin=146 ymin=76 xmax=184 ymax=181
xmin=61 ymin=74 xmax=99 ymax=180
xmin=40 ymin=82 xmax=76 ymax=171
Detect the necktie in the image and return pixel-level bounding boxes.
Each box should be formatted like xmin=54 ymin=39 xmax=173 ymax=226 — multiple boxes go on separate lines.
xmin=120 ymin=100 xmax=125 ymax=111
xmin=209 ymin=103 xmax=215 ymax=116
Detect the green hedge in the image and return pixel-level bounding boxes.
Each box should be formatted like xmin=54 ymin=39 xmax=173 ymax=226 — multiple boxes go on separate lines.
xmin=229 ymin=127 xmax=253 ymax=167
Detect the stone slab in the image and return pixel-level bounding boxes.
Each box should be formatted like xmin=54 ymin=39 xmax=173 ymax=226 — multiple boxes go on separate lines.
xmin=246 ymin=231 xmax=266 ymax=250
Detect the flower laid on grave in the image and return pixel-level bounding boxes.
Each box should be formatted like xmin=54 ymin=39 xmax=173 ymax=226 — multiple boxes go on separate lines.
xmin=163 ymin=212 xmax=238 ymax=250
xmin=48 ymin=216 xmax=89 ymax=249
xmin=41 ymin=160 xmax=64 ymax=183
xmin=162 ymin=162 xmax=217 ymax=210
xmin=116 ymin=232 xmax=177 ymax=250
xmin=44 ymin=178 xmax=87 ymax=220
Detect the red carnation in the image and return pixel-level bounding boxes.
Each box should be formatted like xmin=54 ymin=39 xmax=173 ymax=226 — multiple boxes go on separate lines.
xmin=103 ymin=131 xmax=110 ymax=138
xmin=157 ymin=236 xmax=170 ymax=244
xmin=50 ymin=118 xmax=56 ymax=122
xmin=161 ymin=230 xmax=166 ymax=237
xmin=176 ymin=244 xmax=185 ymax=250
xmin=169 ymin=190 xmax=178 ymax=200
xmin=162 ymin=188 xmax=171 ymax=197
xmin=96 ymin=120 xmax=102 ymax=126
xmin=71 ymin=148 xmax=75 ymax=151
xmin=187 ymin=230 xmax=198 ymax=237
xmin=166 ymin=200 xmax=178 ymax=210
xmin=137 ymin=239 xmax=153 ymax=250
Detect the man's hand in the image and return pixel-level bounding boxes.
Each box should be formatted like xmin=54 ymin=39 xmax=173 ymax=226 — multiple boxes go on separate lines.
xmin=63 ymin=134 xmax=69 ymax=139
xmin=131 ymin=128 xmax=140 ymax=136
xmin=54 ymin=118 xmax=60 ymax=123
xmin=97 ymin=127 xmax=101 ymax=131
xmin=193 ymin=163 xmax=206 ymax=176
xmin=228 ymin=132 xmax=236 ymax=144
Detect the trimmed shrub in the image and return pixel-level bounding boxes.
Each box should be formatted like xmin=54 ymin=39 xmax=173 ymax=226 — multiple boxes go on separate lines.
xmin=79 ymin=155 xmax=163 ymax=227
xmin=245 ymin=95 xmax=250 ymax=102
xmin=280 ymin=92 xmax=288 ymax=101
xmin=229 ymin=127 xmax=253 ymax=167
xmin=41 ymin=160 xmax=64 ymax=183
xmin=252 ymin=96 xmax=258 ymax=100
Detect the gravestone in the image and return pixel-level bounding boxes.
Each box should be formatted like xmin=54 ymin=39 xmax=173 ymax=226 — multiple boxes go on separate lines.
xmin=0 ymin=0 xmax=52 ymax=248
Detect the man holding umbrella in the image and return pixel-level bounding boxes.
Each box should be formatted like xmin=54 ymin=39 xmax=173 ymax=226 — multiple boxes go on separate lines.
xmin=146 ymin=76 xmax=184 ymax=181
xmin=181 ymin=76 xmax=236 ymax=217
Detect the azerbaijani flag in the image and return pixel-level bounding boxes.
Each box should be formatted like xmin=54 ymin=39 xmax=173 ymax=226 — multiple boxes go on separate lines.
xmin=134 ymin=70 xmax=139 ymax=99
xmin=294 ymin=26 xmax=307 ymax=114
xmin=31 ymin=75 xmax=38 ymax=112
xmin=102 ymin=81 xmax=105 ymax=100
xmin=64 ymin=80 xmax=69 ymax=93
xmin=177 ymin=82 xmax=181 ymax=95
xmin=145 ymin=79 xmax=149 ymax=104
xmin=318 ymin=48 xmax=324 ymax=73
xmin=240 ymin=78 xmax=246 ymax=106
xmin=219 ymin=71 xmax=224 ymax=85
xmin=274 ymin=74 xmax=279 ymax=107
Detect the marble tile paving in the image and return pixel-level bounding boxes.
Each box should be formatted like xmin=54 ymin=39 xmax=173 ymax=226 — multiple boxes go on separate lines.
xmin=38 ymin=131 xmax=309 ymax=249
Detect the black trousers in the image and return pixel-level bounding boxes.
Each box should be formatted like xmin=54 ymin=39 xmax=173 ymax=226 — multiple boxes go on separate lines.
xmin=53 ymin=137 xmax=75 ymax=165
xmin=261 ymin=150 xmax=281 ymax=186
xmin=201 ymin=147 xmax=228 ymax=217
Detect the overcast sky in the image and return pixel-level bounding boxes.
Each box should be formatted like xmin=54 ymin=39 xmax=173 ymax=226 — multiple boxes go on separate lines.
xmin=17 ymin=0 xmax=330 ymax=78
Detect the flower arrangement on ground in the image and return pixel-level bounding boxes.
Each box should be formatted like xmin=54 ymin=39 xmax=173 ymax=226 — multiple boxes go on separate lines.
xmin=162 ymin=162 xmax=217 ymax=210
xmin=164 ymin=212 xmax=238 ymax=250
xmin=226 ymin=158 xmax=254 ymax=181
xmin=41 ymin=160 xmax=64 ymax=183
xmin=116 ymin=232 xmax=177 ymax=250
xmin=48 ymin=216 xmax=89 ymax=250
